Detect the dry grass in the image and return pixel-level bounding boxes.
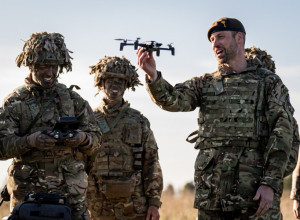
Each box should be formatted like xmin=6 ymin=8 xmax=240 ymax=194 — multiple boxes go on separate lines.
xmin=0 ymin=190 xmax=297 ymax=219
xmin=160 ymin=192 xmax=197 ymax=220
xmin=159 ymin=190 xmax=297 ymax=220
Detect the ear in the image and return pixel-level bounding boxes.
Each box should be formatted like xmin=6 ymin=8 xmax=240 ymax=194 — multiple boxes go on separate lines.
xmin=236 ymin=32 xmax=244 ymax=45
xmin=29 ymin=65 xmax=33 ymax=72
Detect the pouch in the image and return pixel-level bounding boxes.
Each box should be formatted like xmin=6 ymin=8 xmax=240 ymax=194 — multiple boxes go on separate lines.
xmin=102 ymin=179 xmax=133 ymax=200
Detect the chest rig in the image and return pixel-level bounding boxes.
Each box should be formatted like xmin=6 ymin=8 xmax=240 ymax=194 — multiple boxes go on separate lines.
xmin=94 ymin=107 xmax=143 ymax=177
xmin=13 ymin=84 xmax=76 ymax=161
xmin=195 ymin=69 xmax=269 ymax=149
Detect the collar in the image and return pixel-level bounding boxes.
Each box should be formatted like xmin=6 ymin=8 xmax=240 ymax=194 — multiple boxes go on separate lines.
xmin=216 ymin=63 xmax=258 ymax=77
xmin=100 ymin=99 xmax=130 ymax=116
xmin=25 ymin=73 xmax=58 ymax=96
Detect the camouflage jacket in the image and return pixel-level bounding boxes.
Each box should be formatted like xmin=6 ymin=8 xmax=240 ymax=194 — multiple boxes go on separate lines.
xmin=146 ymin=64 xmax=293 ymax=195
xmin=0 ymin=75 xmax=100 ymax=161
xmin=91 ymin=99 xmax=163 ymax=208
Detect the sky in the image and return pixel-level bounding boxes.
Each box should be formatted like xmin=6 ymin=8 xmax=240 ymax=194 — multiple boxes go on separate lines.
xmin=0 ymin=0 xmax=300 ymax=191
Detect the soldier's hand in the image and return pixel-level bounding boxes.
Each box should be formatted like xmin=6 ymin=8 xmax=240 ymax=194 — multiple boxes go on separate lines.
xmin=253 ymin=185 xmax=274 ymax=217
xmin=27 ymin=131 xmax=57 ymax=150
xmin=137 ymin=47 xmax=157 ymax=82
xmin=64 ymin=131 xmax=87 ymax=147
xmin=146 ymin=206 xmax=160 ymax=220
xmin=293 ymin=200 xmax=300 ymax=218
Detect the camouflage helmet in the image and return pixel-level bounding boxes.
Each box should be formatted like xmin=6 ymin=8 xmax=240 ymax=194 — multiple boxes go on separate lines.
xmin=245 ymin=46 xmax=276 ymax=73
xmin=89 ymin=56 xmax=142 ymax=92
xmin=16 ymin=32 xmax=73 ymax=73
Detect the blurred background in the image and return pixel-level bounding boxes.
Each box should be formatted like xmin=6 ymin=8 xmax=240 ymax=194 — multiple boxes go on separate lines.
xmin=0 ymin=0 xmax=299 ymax=218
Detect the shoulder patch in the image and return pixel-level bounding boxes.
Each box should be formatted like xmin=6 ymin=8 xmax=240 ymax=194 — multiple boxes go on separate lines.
xmin=16 ymin=85 xmax=28 ymax=95
xmin=3 ymin=84 xmax=28 ymax=104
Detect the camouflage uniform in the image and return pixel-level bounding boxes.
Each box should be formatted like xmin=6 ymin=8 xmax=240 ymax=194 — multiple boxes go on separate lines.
xmin=0 ymin=32 xmax=100 ymax=220
xmin=87 ymin=56 xmax=163 ymax=220
xmin=145 ymin=51 xmax=294 ymax=219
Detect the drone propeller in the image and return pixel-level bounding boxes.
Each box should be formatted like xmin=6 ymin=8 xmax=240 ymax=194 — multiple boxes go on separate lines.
xmin=114 ymin=39 xmax=133 ymax=43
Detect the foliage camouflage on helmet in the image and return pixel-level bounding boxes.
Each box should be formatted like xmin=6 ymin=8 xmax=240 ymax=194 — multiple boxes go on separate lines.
xmin=16 ymin=32 xmax=73 ymax=73
xmin=89 ymin=56 xmax=142 ymax=92
xmin=245 ymin=46 xmax=276 ymax=73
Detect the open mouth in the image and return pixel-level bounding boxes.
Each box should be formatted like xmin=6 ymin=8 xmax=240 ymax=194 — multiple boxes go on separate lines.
xmin=216 ymin=49 xmax=224 ymax=57
xmin=44 ymin=76 xmax=53 ymax=83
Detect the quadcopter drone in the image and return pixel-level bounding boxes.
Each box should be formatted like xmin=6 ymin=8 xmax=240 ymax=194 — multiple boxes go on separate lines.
xmin=115 ymin=38 xmax=175 ymax=56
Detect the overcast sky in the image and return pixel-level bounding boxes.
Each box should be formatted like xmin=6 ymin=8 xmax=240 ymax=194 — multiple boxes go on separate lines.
xmin=0 ymin=0 xmax=300 ymax=191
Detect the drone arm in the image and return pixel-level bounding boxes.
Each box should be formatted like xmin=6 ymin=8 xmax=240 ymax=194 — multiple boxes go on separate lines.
xmin=120 ymin=43 xmax=125 ymax=51
xmin=171 ymin=48 xmax=175 ymax=56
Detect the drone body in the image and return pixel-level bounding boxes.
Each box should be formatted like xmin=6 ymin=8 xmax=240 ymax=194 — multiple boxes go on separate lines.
xmin=115 ymin=38 xmax=175 ymax=56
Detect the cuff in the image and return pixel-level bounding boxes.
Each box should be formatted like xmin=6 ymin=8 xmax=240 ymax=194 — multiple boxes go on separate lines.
xmin=146 ymin=71 xmax=162 ymax=85
xmin=148 ymin=198 xmax=162 ymax=208
xmin=260 ymin=176 xmax=281 ymax=193
xmin=78 ymin=134 xmax=93 ymax=154
xmin=79 ymin=133 xmax=91 ymax=146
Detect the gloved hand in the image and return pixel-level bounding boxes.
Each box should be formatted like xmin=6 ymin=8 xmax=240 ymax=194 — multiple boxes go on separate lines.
xmin=63 ymin=131 xmax=88 ymax=148
xmin=27 ymin=131 xmax=57 ymax=150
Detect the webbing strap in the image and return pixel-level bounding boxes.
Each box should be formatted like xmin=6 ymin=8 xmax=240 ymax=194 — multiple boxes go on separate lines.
xmin=109 ymin=106 xmax=129 ymax=130
xmin=95 ymin=106 xmax=129 ymax=134
xmin=21 ymin=93 xmax=58 ymax=136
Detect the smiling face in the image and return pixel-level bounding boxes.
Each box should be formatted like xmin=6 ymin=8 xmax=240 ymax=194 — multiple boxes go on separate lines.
xmin=31 ymin=64 xmax=58 ymax=88
xmin=210 ymin=31 xmax=239 ymax=64
xmin=103 ymin=77 xmax=127 ymax=102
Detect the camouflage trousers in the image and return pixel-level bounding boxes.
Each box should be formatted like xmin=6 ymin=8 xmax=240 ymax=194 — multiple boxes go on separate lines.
xmin=87 ymin=173 xmax=148 ymax=220
xmin=7 ymin=158 xmax=89 ymax=220
xmin=197 ymin=196 xmax=282 ymax=220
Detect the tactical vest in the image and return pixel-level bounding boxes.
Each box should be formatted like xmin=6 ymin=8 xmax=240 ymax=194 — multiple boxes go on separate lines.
xmin=11 ymin=84 xmax=76 ymax=162
xmin=192 ymin=68 xmax=299 ymax=176
xmin=195 ymin=69 xmax=270 ymax=149
xmin=93 ymin=107 xmax=143 ymax=177
xmin=91 ymin=106 xmax=148 ymax=212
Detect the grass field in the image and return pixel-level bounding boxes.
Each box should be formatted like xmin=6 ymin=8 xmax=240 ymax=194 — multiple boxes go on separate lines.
xmin=159 ymin=190 xmax=297 ymax=220
xmin=0 ymin=190 xmax=297 ymax=219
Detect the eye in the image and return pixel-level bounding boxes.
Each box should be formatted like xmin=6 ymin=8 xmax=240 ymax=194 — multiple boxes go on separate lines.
xmin=106 ymin=79 xmax=113 ymax=84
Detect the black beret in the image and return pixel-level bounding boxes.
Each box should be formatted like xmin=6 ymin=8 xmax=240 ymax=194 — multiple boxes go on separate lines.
xmin=207 ymin=17 xmax=246 ymax=41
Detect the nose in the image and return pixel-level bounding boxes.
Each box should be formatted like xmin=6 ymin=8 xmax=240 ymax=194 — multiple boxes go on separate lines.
xmin=212 ymin=39 xmax=219 ymax=48
xmin=46 ymin=66 xmax=56 ymax=74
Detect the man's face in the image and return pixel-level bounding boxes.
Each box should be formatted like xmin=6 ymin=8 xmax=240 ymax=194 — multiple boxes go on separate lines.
xmin=210 ymin=31 xmax=238 ymax=64
xmin=103 ymin=77 xmax=126 ymax=102
xmin=31 ymin=64 xmax=58 ymax=88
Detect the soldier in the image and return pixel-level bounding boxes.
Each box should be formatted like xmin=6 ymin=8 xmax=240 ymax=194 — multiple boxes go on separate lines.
xmin=137 ymin=17 xmax=296 ymax=219
xmin=292 ymin=157 xmax=300 ymax=218
xmin=86 ymin=56 xmax=163 ymax=220
xmin=0 ymin=32 xmax=100 ymax=219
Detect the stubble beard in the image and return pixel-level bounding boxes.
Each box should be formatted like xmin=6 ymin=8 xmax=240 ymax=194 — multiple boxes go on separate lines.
xmin=218 ymin=40 xmax=238 ymax=65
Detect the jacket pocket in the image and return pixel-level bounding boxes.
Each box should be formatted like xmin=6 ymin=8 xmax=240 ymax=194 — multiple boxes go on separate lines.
xmin=61 ymin=160 xmax=88 ymax=196
xmin=123 ymin=124 xmax=142 ymax=145
xmin=101 ymin=178 xmax=133 ymax=200
xmin=238 ymin=149 xmax=263 ymax=199
xmin=194 ymin=148 xmax=215 ymax=209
